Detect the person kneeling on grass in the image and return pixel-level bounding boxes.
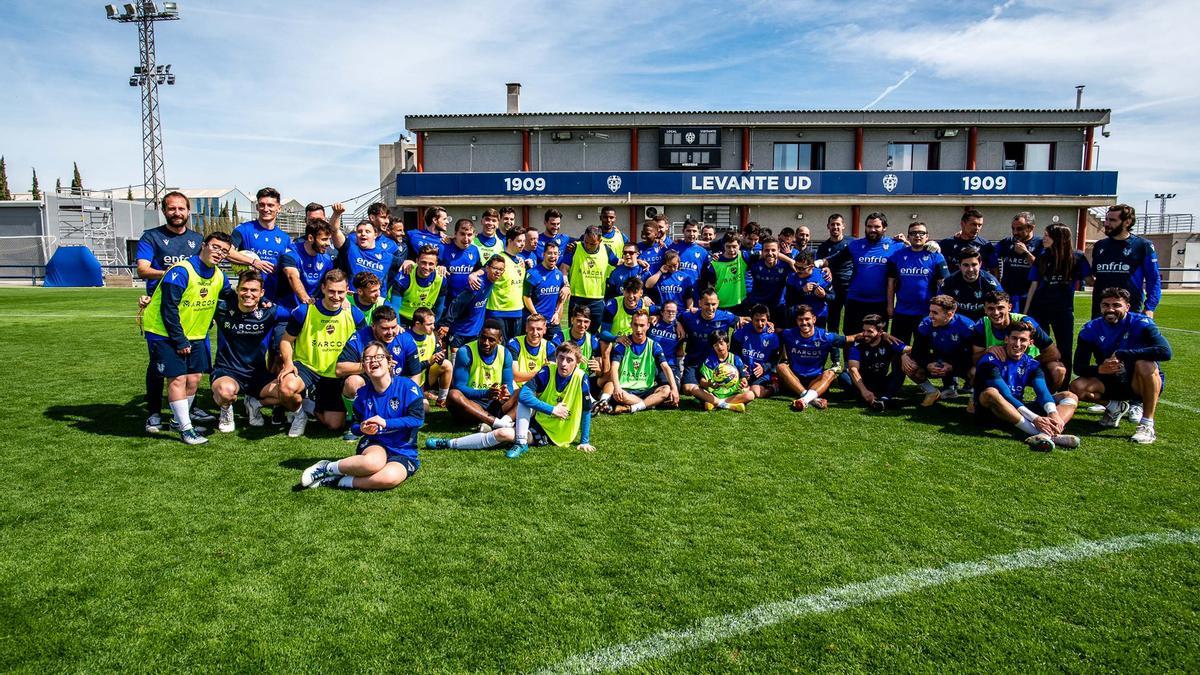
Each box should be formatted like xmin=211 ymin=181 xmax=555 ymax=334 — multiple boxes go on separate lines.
xmin=973 ymin=320 xmax=1080 ymax=452
xmin=696 ymin=332 xmax=754 ymax=412
xmin=301 ymin=341 xmax=425 ymax=490
xmin=595 ymin=309 xmax=679 ymax=414
xmin=426 ymin=341 xmax=597 ymax=459
xmin=846 ymin=313 xmax=907 ymax=412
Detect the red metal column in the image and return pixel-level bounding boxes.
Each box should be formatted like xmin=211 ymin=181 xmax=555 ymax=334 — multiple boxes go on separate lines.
xmin=854 ymin=127 xmax=864 ymax=170
xmin=1083 ymin=126 xmax=1095 ymax=170
xmin=522 ymin=205 xmax=530 ymax=228
xmin=851 ymin=205 xmax=862 ymax=238
xmin=741 ymin=128 xmax=751 ymax=171
xmin=967 ymin=126 xmax=978 ymax=170
xmin=416 ymin=132 xmax=425 ymax=173
xmin=522 ymin=130 xmax=531 ymax=172
xmin=741 ymin=206 xmax=750 ymax=230
xmin=1076 ymin=208 xmax=1089 ymax=251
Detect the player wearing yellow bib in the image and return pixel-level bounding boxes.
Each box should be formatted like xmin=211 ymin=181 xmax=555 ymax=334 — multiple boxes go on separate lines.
xmin=142 ymin=231 xmax=232 ymax=444
xmin=561 ymin=226 xmax=619 ymax=332
xmin=408 ymin=307 xmax=448 ymax=401
xmin=444 ymin=320 xmax=517 ymax=430
xmin=387 ymin=245 xmax=445 ymax=327
xmin=278 ymin=269 xmax=367 ymax=437
xmin=472 ymin=208 xmax=506 ymax=262
xmin=486 ymin=226 xmax=531 ymax=340
xmin=508 ymin=314 xmax=557 ymax=390
xmin=597 ymin=205 xmax=628 ymax=258
xmin=426 ymin=341 xmax=597 ymax=458
xmin=596 ymin=310 xmax=678 ymax=414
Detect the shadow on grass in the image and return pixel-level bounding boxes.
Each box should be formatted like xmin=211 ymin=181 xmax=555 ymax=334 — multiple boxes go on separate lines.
xmin=44 ymin=397 xmax=153 ymax=438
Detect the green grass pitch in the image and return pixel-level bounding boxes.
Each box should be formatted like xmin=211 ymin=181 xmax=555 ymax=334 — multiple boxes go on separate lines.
xmin=1 ymin=287 xmax=1198 ymax=671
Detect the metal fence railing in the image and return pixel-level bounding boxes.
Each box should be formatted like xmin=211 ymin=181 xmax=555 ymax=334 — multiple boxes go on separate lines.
xmin=0 ymin=264 xmax=140 ymax=286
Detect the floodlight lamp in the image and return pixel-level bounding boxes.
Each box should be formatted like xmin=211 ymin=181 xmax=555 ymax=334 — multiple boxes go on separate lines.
xmin=166 ymin=74 xmax=176 ymax=85
xmin=157 ymin=75 xmax=166 ymax=84
xmin=156 ymin=65 xmax=164 ymax=73
xmin=105 ymin=4 xmax=119 ymax=18
xmin=129 ymin=76 xmax=139 ymax=86
xmin=162 ymin=1 xmax=178 ymax=15
xmin=142 ymin=1 xmax=158 ymax=14
xmin=123 ymin=3 xmax=137 ymax=16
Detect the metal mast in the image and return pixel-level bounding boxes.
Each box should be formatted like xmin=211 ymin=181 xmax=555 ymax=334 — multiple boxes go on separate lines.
xmin=105 ymin=2 xmax=179 ymax=208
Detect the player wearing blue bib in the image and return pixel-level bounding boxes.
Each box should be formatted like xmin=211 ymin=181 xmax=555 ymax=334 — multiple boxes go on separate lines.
xmin=336 ymin=305 xmax=422 ymax=442
xmin=1025 ymin=223 xmax=1091 ymax=377
xmin=887 ymin=221 xmax=949 ymax=345
xmin=941 ymin=247 xmax=1002 ymax=321
xmin=668 ymin=219 xmax=711 ymax=285
xmin=732 ymin=304 xmax=782 ymax=399
xmin=277 ymin=218 xmax=336 ymax=309
xmin=645 ymin=249 xmax=696 ymax=311
xmin=974 ymin=320 xmax=1080 ymax=452
xmin=337 ymin=220 xmax=398 ymax=293
xmin=902 ymin=294 xmax=977 ymax=407
xmin=211 ymin=271 xmax=298 ymax=433
xmin=778 ymin=304 xmax=851 ymax=411
xmin=596 ymin=309 xmax=678 ymax=414
xmin=785 ymin=251 xmax=832 ymax=328
xmin=301 ymin=340 xmax=426 ymax=490
xmin=939 ymin=208 xmax=998 ymax=275
xmin=227 ymin=187 xmax=290 ymax=300
xmin=136 ymin=191 xmax=207 ymax=433
xmin=444 ymin=320 xmax=518 ymax=430
xmin=1089 ymin=204 xmax=1162 ymax=318
xmin=993 ymin=212 xmax=1041 ymax=311
xmin=818 ymin=212 xmax=901 ymax=334
xmin=524 ymin=240 xmax=568 ymax=342
xmin=846 ymin=313 xmax=907 ymax=411
xmin=1070 ymin=288 xmax=1172 ymax=444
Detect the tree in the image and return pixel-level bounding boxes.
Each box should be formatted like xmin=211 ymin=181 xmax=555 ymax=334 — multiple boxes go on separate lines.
xmin=70 ymin=162 xmax=83 ymax=194
xmin=55 ymin=177 xmax=62 ymax=193
xmin=31 ymin=168 xmax=41 ymax=200
xmin=231 ymin=202 xmax=240 ymax=226
xmin=0 ymin=156 xmax=11 ymax=200
xmin=127 ymin=187 xmax=134 ymax=201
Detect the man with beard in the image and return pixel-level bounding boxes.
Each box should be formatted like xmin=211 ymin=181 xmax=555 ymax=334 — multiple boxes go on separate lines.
xmin=993 ymin=212 xmax=1041 ymax=311
xmin=745 ymin=237 xmax=793 ymax=327
xmin=816 ymin=211 xmax=900 ymax=334
xmin=278 ymin=218 xmax=336 ymax=309
xmin=939 ymin=208 xmax=998 ymax=275
xmin=972 ymin=291 xmax=1066 ymax=390
xmin=887 ymin=221 xmax=949 ymax=345
xmin=816 ymin=213 xmax=851 ymax=336
xmin=539 ymin=209 xmax=572 ymax=261
xmin=847 ymin=314 xmax=907 ymax=412
xmin=407 ymin=205 xmax=448 ymax=260
xmin=941 ymin=247 xmax=1002 ymax=321
xmin=638 ymin=218 xmax=669 ymax=275
xmin=561 ymin=226 xmax=618 ymax=332
xmin=1088 ymin=204 xmax=1161 ymax=318
xmin=678 ymin=289 xmax=746 ymax=406
xmin=598 ymin=205 xmax=627 ymax=258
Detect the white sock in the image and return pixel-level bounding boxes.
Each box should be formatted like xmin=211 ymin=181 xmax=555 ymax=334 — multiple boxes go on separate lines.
xmin=600 ymin=392 xmax=612 ymax=402
xmin=449 ymin=431 xmax=500 ymax=450
xmin=801 ymin=389 xmax=819 ymax=404
xmin=1015 ymin=419 xmax=1038 ymax=436
xmin=438 ymin=388 xmax=449 ymax=400
xmin=187 ymin=394 xmax=196 ymax=410
xmin=515 ymin=404 xmax=531 ymax=444
xmin=302 ymin=398 xmax=316 ymax=415
xmin=492 ymin=414 xmax=513 ymax=429
xmin=327 ymin=460 xmax=343 ymax=476
xmin=337 ymin=476 xmax=356 ymax=489
xmin=919 ymin=381 xmax=937 ymax=394
xmin=630 ymin=402 xmax=646 ymax=413
xmin=1142 ymin=417 xmax=1154 ymax=427
xmin=717 ymin=399 xmax=730 ymax=409
xmin=169 ymin=399 xmax=192 ymax=431
xmin=1106 ymin=400 xmax=1124 ymax=413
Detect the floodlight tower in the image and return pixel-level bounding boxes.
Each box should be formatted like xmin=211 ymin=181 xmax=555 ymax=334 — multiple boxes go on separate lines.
xmin=105 ymin=2 xmax=179 ymax=208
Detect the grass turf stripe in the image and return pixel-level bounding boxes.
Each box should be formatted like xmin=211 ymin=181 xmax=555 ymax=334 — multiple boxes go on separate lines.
xmin=542 ymin=529 xmax=1200 ymax=674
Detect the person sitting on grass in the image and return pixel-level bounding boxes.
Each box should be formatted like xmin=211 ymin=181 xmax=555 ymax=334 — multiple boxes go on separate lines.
xmin=777 ymin=304 xmax=851 ymax=412
xmin=444 ymin=319 xmax=516 ymax=431
xmin=595 ymin=309 xmax=679 ymax=414
xmin=846 ymin=313 xmax=907 ymax=412
xmin=902 ymin=294 xmax=977 ymax=407
xmin=973 ymin=320 xmax=1080 ymax=452
xmin=300 ymin=340 xmax=425 ymax=490
xmin=1069 ymin=287 xmax=1172 ymax=445
xmin=426 ymin=341 xmax=597 ymax=458
xmin=695 ymin=332 xmax=754 ymax=413
xmin=335 ymin=305 xmax=420 ymax=442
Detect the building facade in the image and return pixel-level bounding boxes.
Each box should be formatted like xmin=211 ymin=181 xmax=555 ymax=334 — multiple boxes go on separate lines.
xmin=387 ymin=107 xmax=1113 ymax=248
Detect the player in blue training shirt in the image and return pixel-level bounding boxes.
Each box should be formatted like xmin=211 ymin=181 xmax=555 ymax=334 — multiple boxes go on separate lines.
xmin=407 ymin=206 xmax=448 ymax=261
xmin=941 ymin=246 xmax=1002 ymax=321
xmin=440 ymin=218 xmax=484 ymax=299
xmin=785 ymin=250 xmax=832 ymax=328
xmin=647 ymin=300 xmax=685 ymax=385
xmin=818 ymin=211 xmax=901 ymax=334
xmin=974 ymin=320 xmax=1080 ymax=452
xmin=939 ymin=208 xmax=998 ymax=274
xmin=846 ymin=313 xmax=908 ymax=412
xmin=971 ymin=291 xmax=1066 ymax=389
xmin=901 ymin=294 xmax=977 ymax=407
xmin=668 ymin=219 xmax=711 ymax=285
xmin=777 ymin=304 xmax=852 ymax=411
xmin=993 ymin=212 xmax=1041 ymax=311
xmin=336 ymin=220 xmax=398 ymax=293
xmin=538 ymin=209 xmax=573 ymax=264
xmin=816 ymin=214 xmax=852 ymax=335
xmin=638 ymin=219 xmax=669 ymax=276
xmin=887 ymin=220 xmax=949 ymax=345
xmin=595 ymin=309 xmax=678 ymax=414
xmin=210 ymin=270 xmax=297 ymax=433
xmin=645 ymin=249 xmax=696 ymax=311
xmin=1025 ymin=223 xmax=1091 ymax=377
xmin=677 ymin=289 xmax=745 ymax=405
xmin=301 ymin=340 xmax=426 ymax=490
xmin=746 ymin=237 xmax=794 ymax=326
xmin=1070 ymin=287 xmax=1172 ymax=444
xmin=277 ymin=218 xmax=336 ymax=309
xmin=226 ymin=187 xmax=291 ymax=300
xmin=607 ymin=242 xmax=651 ymax=299
xmin=136 ymin=191 xmax=209 ymax=433
xmin=524 ymin=239 xmax=568 ymax=342
xmin=438 ymin=255 xmax=504 ymax=353
xmin=1088 ymin=204 xmax=1161 ymax=318
xmin=335 ymin=305 xmax=422 ymax=442
xmin=732 ymin=304 xmax=782 ymax=399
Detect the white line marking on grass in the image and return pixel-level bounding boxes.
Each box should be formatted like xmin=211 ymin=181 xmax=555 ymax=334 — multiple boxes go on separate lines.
xmin=0 ymin=313 xmax=139 ymax=319
xmin=1160 ymin=399 xmax=1200 ymax=414
xmin=542 ymin=529 xmax=1200 ymax=674
xmin=1159 ymin=327 xmax=1200 ymax=336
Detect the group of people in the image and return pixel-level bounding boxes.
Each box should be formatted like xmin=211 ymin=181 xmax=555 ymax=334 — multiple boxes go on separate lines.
xmin=135 ymin=187 xmax=1171 ymax=491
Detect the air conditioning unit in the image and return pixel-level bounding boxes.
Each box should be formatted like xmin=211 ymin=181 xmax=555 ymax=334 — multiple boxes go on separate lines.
xmin=643 ymin=205 xmax=665 ymax=220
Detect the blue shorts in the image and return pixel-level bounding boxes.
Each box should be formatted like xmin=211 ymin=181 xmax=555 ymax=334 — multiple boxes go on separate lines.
xmin=148 ymin=338 xmax=211 ymax=378
xmin=211 ymin=366 xmax=274 ymax=397
xmin=625 ymin=386 xmax=657 ymax=399
xmin=527 ymin=417 xmax=552 ymax=447
xmin=356 ymin=437 xmax=420 ymax=475
xmin=294 ymin=362 xmax=344 ymax=413
xmin=681 ymin=364 xmax=701 ymax=386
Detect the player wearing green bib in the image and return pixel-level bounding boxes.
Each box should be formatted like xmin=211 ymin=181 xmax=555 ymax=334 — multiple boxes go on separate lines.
xmin=696 ymin=332 xmax=754 ymax=412
xmin=388 ymin=245 xmax=445 ymax=326
xmin=472 ymin=208 xmax=506 ymax=262
xmin=704 ymin=233 xmax=750 ymax=311
xmin=142 ymin=231 xmax=233 ymax=444
xmin=444 ymin=320 xmax=517 ymax=430
xmin=972 ymin=290 xmax=1066 ymax=390
xmin=598 ymin=206 xmax=627 ymax=258
xmin=486 ymin=226 xmax=530 ymax=339
xmin=508 ymin=314 xmax=557 ymax=390
xmin=351 ymin=272 xmax=386 ymax=325
xmin=596 ymin=310 xmax=678 ymax=414
xmin=279 ymin=269 xmax=367 ymax=437
xmin=408 ymin=307 xmax=447 ymax=393
xmin=426 ymin=340 xmax=597 ymax=458
xmin=561 ymin=226 xmax=618 ymax=332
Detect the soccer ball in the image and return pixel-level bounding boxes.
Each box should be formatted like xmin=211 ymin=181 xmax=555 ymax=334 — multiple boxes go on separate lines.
xmin=230 ymin=249 xmax=258 ymax=274
xmin=709 ymin=363 xmax=740 ymax=389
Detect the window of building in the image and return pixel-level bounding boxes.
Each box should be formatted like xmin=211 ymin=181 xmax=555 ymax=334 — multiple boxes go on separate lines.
xmin=886 ymin=142 xmax=940 ymax=170
xmin=1003 ymin=142 xmax=1055 ymax=170
xmin=772 ymin=142 xmax=826 ymax=170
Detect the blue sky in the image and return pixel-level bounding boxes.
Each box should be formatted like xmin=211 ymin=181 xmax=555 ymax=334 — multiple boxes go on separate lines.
xmin=2 ymin=0 xmax=1197 ymax=218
